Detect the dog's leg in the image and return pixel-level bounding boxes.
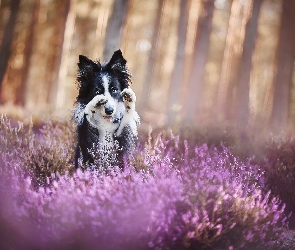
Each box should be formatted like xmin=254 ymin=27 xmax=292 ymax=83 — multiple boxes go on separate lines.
xmin=115 ymin=88 xmax=140 ymax=137
xmin=74 ymin=145 xmax=80 ymax=169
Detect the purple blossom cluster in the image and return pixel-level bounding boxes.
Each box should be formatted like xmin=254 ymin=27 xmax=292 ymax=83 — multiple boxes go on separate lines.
xmin=0 ymin=116 xmax=290 ymax=249
xmin=259 ymin=133 xmax=295 ymax=227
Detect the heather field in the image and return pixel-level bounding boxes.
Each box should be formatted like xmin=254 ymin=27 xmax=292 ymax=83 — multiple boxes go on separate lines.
xmin=0 ymin=114 xmax=295 ymax=250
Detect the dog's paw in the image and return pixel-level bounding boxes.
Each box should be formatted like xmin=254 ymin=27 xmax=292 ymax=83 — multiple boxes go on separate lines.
xmin=121 ymin=88 xmax=136 ymax=113
xmin=85 ymin=95 xmax=107 ymax=115
xmin=93 ymin=95 xmax=108 ymax=107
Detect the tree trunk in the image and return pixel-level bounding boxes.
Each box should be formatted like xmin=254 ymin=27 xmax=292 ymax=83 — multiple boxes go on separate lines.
xmin=236 ymin=0 xmax=263 ymax=127
xmin=0 ymin=0 xmax=21 ymax=104
xmin=15 ymin=0 xmax=40 ymax=106
xmin=55 ymin=1 xmax=76 ymax=109
xmin=271 ymin=0 xmax=295 ymax=131
xmin=184 ymin=0 xmax=214 ymax=123
xmin=46 ymin=0 xmax=71 ymax=107
xmin=103 ymin=0 xmax=129 ymax=61
xmin=138 ymin=0 xmax=164 ymax=111
xmin=167 ymin=0 xmax=189 ymax=124
xmin=217 ymin=0 xmax=252 ymax=121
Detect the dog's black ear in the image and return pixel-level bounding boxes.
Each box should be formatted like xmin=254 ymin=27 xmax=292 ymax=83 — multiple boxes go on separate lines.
xmin=107 ymin=50 xmax=131 ymax=88
xmin=107 ymin=50 xmax=127 ymax=71
xmin=78 ymin=55 xmax=101 ymax=80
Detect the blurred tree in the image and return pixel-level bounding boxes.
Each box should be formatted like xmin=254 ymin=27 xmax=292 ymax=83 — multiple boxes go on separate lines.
xmin=184 ymin=0 xmax=215 ymax=123
xmin=0 ymin=0 xmax=21 ymax=104
xmin=138 ymin=0 xmax=164 ymax=111
xmin=15 ymin=0 xmax=40 ymax=106
xmin=0 ymin=0 xmax=293 ymax=133
xmin=217 ymin=0 xmax=252 ymax=121
xmin=23 ymin=1 xmax=50 ymax=109
xmin=271 ymin=0 xmax=295 ymax=131
xmin=93 ymin=0 xmax=114 ymax=59
xmin=55 ymin=0 xmax=75 ymax=109
xmin=46 ymin=0 xmax=71 ymax=107
xmin=167 ymin=0 xmax=189 ymax=124
xmin=103 ymin=0 xmax=129 ymax=61
xmin=236 ymin=0 xmax=263 ymax=127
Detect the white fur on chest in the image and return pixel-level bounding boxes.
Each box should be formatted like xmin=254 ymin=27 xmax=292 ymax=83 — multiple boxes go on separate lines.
xmin=97 ymin=127 xmax=116 ymax=149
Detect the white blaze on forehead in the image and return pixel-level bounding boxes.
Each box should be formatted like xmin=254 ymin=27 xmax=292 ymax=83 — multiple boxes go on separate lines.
xmin=102 ymin=75 xmax=110 ymax=93
xmin=102 ymin=74 xmax=116 ymax=109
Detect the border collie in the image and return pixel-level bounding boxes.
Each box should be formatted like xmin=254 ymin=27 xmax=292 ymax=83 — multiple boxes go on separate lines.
xmin=72 ymin=50 xmax=140 ymax=169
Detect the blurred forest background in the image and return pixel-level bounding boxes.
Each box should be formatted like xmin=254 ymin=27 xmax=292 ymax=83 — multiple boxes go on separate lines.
xmin=0 ymin=0 xmax=295 ymax=132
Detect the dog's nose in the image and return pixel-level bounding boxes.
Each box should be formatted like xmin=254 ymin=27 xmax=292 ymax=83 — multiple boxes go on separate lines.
xmin=105 ymin=106 xmax=114 ymax=115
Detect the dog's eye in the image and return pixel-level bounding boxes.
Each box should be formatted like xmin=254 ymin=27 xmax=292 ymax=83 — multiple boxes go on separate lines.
xmin=110 ymin=87 xmax=118 ymax=93
xmin=96 ymin=90 xmax=101 ymax=95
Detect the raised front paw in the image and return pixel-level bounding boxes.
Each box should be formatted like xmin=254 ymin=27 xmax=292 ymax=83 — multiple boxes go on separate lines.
xmin=93 ymin=95 xmax=108 ymax=107
xmin=121 ymin=88 xmax=136 ymax=112
xmin=85 ymin=95 xmax=107 ymax=114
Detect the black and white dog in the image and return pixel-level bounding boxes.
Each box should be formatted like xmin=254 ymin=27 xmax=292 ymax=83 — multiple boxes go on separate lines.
xmin=73 ymin=50 xmax=140 ymax=169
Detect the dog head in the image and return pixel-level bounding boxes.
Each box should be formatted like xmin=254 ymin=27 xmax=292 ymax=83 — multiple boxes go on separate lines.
xmin=76 ymin=50 xmax=131 ymax=124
